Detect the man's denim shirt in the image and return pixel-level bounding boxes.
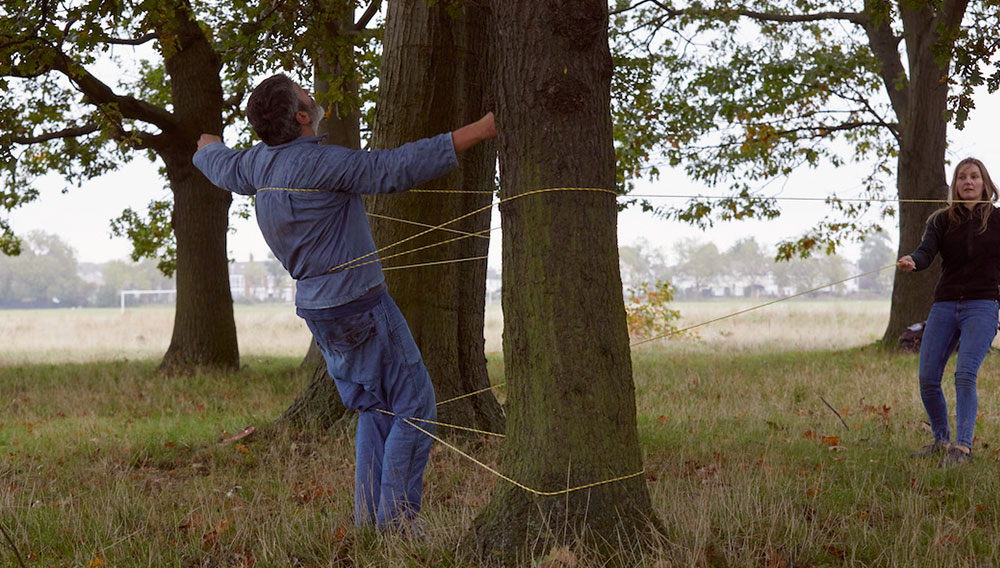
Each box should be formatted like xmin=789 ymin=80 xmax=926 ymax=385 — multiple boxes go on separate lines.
xmin=193 ymin=133 xmax=458 ymax=309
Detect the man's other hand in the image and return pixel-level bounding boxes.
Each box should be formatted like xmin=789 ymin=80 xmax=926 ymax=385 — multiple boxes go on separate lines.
xmin=452 ymin=112 xmax=497 ymax=153
xmin=197 ymin=134 xmax=222 ymax=150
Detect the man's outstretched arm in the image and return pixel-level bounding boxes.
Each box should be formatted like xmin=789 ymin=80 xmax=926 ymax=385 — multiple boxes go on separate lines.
xmin=192 ymin=135 xmax=256 ymax=196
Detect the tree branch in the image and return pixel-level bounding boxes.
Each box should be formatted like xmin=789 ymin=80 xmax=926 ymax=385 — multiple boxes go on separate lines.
xmin=353 ymin=0 xmax=383 ymax=31
xmin=734 ymin=8 xmax=866 ymax=25
xmin=769 ymin=120 xmax=897 ymax=140
xmin=610 ymin=0 xmax=667 ymax=17
xmin=10 ymin=124 xmax=100 ymax=144
xmin=104 ymin=32 xmax=159 ymax=46
xmin=43 ymin=46 xmax=180 ymax=135
xmin=861 ymin=0 xmax=908 ymax=121
xmin=939 ymin=0 xmax=972 ymax=31
xmin=645 ymin=2 xmax=865 ymax=24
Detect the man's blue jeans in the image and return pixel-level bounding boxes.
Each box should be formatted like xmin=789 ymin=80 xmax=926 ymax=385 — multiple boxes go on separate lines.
xmin=918 ymin=299 xmax=998 ymax=449
xmin=302 ymin=293 xmax=436 ymax=527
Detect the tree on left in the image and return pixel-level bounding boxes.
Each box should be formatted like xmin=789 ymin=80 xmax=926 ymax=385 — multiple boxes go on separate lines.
xmin=0 ymin=0 xmax=300 ymax=372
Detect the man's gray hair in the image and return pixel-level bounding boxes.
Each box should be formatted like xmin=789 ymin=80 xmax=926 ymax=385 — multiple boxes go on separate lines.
xmin=246 ymin=74 xmax=306 ymax=146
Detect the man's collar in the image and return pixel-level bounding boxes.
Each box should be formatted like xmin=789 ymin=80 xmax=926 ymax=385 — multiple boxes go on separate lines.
xmin=263 ymin=135 xmax=326 ymax=149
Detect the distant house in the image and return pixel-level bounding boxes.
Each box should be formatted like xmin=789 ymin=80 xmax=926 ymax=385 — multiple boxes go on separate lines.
xmin=228 ymin=260 xmax=293 ymax=303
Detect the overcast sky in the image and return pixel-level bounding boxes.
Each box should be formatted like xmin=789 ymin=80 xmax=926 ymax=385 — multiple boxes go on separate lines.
xmin=7 ymin=83 xmax=998 ymax=270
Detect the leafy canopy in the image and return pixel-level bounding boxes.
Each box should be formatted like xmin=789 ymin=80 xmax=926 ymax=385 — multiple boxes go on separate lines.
xmin=0 ymin=0 xmax=381 ymax=269
xmin=610 ymin=0 xmax=1000 ymax=259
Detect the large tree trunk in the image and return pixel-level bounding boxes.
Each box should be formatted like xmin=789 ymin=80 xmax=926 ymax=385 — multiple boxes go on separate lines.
xmin=469 ymin=1 xmax=660 ymax=563
xmin=158 ymin=7 xmax=239 ymax=372
xmin=365 ymin=0 xmax=504 ymax=435
xmin=880 ymin=2 xmax=962 ymax=345
xmin=280 ymin=9 xmax=360 ymax=428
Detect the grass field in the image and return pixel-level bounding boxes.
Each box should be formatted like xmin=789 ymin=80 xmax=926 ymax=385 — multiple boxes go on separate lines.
xmin=4 ymin=300 xmax=1000 ymax=566
xmin=0 ymin=299 xmax=887 ymax=364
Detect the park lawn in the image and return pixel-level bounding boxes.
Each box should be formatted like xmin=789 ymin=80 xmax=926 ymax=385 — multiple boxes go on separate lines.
xmin=3 ymin=344 xmax=1000 ymax=566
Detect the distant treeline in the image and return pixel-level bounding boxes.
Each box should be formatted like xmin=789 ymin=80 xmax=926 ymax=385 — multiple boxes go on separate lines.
xmin=1 ymin=231 xmax=897 ymax=309
xmin=619 ymin=235 xmax=896 ymax=299
xmin=0 ymin=231 xmax=289 ymax=309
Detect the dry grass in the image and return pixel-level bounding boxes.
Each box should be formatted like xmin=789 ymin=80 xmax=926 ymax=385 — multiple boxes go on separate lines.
xmin=0 ymin=305 xmax=313 ymax=364
xmin=669 ymin=299 xmax=892 ymax=351
xmin=0 ymin=299 xmax=892 ymax=364
xmin=5 ymin=301 xmax=1000 ymax=565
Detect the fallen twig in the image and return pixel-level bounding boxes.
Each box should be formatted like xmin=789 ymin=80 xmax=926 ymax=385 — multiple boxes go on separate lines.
xmin=0 ymin=521 xmax=26 ymax=568
xmin=820 ymin=396 xmax=850 ymax=431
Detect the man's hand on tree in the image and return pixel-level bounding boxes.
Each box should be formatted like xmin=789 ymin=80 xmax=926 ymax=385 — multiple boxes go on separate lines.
xmin=452 ymin=112 xmax=497 ymax=153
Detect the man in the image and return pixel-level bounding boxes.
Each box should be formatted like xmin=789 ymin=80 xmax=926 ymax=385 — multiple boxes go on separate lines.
xmin=193 ymin=73 xmax=496 ymax=529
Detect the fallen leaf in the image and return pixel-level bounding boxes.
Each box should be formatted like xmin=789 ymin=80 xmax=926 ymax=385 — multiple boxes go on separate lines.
xmin=540 ymin=545 xmax=578 ymax=568
xmin=221 ymin=425 xmax=256 ymax=444
xmin=696 ymin=463 xmax=721 ymax=484
xmin=202 ymin=530 xmax=218 ymax=550
xmin=824 ymin=545 xmax=845 ymax=558
xmin=821 ymin=436 xmax=839 ymax=446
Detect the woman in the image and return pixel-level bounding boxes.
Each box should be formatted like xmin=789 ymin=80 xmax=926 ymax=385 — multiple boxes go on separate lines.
xmin=898 ymin=157 xmax=1000 ymax=466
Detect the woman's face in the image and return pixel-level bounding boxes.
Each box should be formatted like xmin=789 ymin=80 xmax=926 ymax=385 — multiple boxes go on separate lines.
xmin=956 ymin=162 xmax=985 ymax=209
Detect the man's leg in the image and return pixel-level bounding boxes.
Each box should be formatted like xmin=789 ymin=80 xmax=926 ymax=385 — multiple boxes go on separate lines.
xmin=300 ymin=313 xmax=390 ymax=526
xmin=376 ymin=366 xmax=436 ymax=526
xmin=374 ymin=296 xmax=437 ymax=528
xmin=354 ymin=408 xmax=394 ymax=525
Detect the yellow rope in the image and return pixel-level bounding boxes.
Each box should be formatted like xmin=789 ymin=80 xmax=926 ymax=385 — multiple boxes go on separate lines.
xmin=374 ymin=408 xmax=504 ymax=438
xmin=329 ymin=187 xmax=616 ymax=273
xmin=343 ymin=227 xmax=498 ymax=271
xmin=391 ymin=411 xmax=645 ymax=496
xmin=630 ymin=263 xmax=899 ymax=347
xmin=429 ymin=261 xmax=901 ymax=405
xmin=259 ymin=185 xmax=973 ymax=205
xmin=436 ymin=383 xmax=505 ymax=406
xmin=410 ymin=188 xmax=496 ymax=194
xmin=254 ymin=184 xmax=913 ymax=497
xmin=625 ymin=193 xmax=990 ymax=205
xmin=367 ymin=212 xmax=492 ymax=240
xmin=382 ymin=255 xmax=489 ymax=272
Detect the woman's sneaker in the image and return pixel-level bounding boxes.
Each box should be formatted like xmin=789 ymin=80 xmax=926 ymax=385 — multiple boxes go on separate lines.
xmin=909 ymin=441 xmax=949 ymax=459
xmin=938 ymin=446 xmax=973 ymax=467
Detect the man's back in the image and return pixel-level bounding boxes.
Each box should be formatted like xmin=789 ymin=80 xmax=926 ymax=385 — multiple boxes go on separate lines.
xmin=193 ymin=133 xmax=458 ymax=308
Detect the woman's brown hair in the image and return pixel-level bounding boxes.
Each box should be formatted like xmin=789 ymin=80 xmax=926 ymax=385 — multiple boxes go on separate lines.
xmin=940 ymin=157 xmax=999 ymax=234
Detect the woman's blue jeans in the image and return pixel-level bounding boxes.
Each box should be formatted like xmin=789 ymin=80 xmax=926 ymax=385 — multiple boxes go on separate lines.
xmin=918 ymin=299 xmax=998 ymax=449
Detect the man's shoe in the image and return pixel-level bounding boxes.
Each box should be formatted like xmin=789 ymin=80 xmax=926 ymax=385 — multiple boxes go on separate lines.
xmin=909 ymin=441 xmax=949 ymax=459
xmin=938 ymin=446 xmax=973 ymax=467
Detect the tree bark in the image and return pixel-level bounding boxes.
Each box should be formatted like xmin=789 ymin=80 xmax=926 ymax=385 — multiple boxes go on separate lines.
xmin=158 ymin=5 xmax=239 ymax=372
xmin=880 ymin=1 xmax=967 ymax=345
xmin=366 ymin=0 xmax=505 ymax=435
xmin=279 ymin=9 xmax=360 ymax=428
xmin=468 ymin=1 xmax=660 ymax=563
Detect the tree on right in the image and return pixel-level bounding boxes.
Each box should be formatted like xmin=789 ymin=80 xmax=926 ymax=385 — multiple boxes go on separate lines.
xmin=611 ymin=0 xmax=1000 ymax=345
